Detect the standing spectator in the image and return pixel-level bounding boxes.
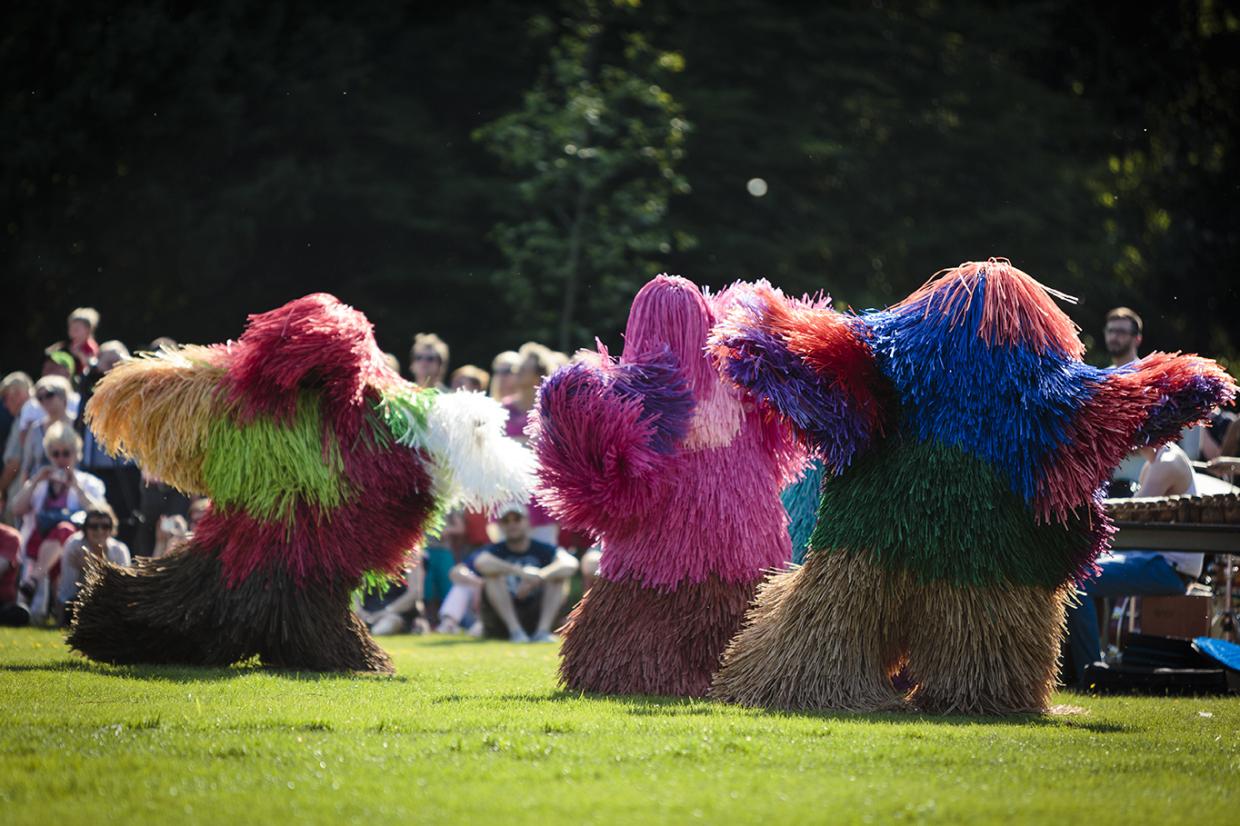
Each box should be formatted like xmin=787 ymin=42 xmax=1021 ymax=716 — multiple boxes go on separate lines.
xmin=450 ymin=365 xmax=490 ymax=393
xmin=1103 ymin=307 xmax=1142 ymax=367
xmin=58 ymin=502 xmax=130 ymax=625
xmin=472 ymin=503 xmax=577 ymax=643
xmin=65 ymin=308 xmax=101 ymax=376
xmin=505 ymin=342 xmax=554 ymax=441
xmin=507 ymin=343 xmax=559 ymax=544
xmin=41 ymin=347 xmax=76 ymax=383
xmin=490 ymin=351 xmax=520 ymax=401
xmin=0 ymin=523 xmax=29 ymax=626
xmin=409 ymin=333 xmax=450 ymax=391
xmin=0 ymin=372 xmax=33 ymax=521
xmin=10 ymin=421 xmax=106 ymax=622
xmin=77 ymin=340 xmax=141 ymax=548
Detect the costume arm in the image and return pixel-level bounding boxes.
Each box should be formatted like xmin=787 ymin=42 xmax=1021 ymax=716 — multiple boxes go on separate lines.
xmin=709 ymin=282 xmax=888 ymax=473
xmin=84 ymin=345 xmax=231 ymax=495
xmin=1036 ymin=352 xmax=1237 ymax=520
xmin=527 ymin=347 xmax=694 ymax=531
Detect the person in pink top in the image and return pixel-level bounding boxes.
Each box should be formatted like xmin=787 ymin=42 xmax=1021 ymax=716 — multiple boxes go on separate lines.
xmin=528 ymin=275 xmax=805 ymax=697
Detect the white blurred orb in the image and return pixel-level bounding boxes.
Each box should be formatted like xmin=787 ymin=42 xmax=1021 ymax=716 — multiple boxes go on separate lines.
xmin=746 ymin=177 xmax=768 ymax=197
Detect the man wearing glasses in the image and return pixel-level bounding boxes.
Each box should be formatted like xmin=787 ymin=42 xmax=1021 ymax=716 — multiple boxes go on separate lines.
xmin=1103 ymin=307 xmax=1143 ymax=367
xmin=472 ymin=502 xmax=578 ymax=642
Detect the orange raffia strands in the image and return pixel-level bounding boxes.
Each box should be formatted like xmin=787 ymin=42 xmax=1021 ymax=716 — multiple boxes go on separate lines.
xmin=84 ymin=344 xmax=234 ymax=494
xmin=762 ymin=285 xmax=890 ymax=438
xmin=892 ymin=258 xmax=1085 ymax=359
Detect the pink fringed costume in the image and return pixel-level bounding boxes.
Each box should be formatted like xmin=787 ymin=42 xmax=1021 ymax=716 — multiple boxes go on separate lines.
xmin=67 ymin=294 xmax=531 ymax=673
xmin=528 ymin=275 xmax=804 ymax=696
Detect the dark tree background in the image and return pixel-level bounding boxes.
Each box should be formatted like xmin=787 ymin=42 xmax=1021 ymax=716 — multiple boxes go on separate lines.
xmin=3 ymin=0 xmax=1236 ymax=374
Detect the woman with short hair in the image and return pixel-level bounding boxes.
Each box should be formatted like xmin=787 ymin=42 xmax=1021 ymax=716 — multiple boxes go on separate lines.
xmin=10 ymin=421 xmax=106 ymax=622
xmin=58 ymin=502 xmax=130 ymax=625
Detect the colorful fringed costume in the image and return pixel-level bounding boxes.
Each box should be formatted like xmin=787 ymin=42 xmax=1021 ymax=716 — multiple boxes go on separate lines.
xmin=782 ymin=459 xmax=823 ymax=565
xmin=708 ymin=260 xmax=1237 ymax=713
xmin=529 ymin=275 xmax=804 ymax=697
xmin=67 ymin=294 xmax=531 ymax=673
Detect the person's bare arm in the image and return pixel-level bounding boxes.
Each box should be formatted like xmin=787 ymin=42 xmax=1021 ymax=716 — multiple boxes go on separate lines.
xmin=1135 ymin=459 xmax=1192 ymax=497
xmin=539 ymin=548 xmax=580 ymax=581
xmin=448 ymin=563 xmax=482 ymax=588
xmin=473 ymin=551 xmax=533 ymax=579
xmin=10 ymin=467 xmax=51 ymax=517
xmin=0 ymin=457 xmax=19 ymax=499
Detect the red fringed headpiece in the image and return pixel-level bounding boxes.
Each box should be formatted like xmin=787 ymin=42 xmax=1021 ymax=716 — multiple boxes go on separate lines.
xmin=225 ymin=294 xmax=402 ymax=437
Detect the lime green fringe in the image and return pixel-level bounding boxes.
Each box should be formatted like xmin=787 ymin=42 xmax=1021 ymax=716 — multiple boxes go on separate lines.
xmin=203 ymin=392 xmax=349 ymax=523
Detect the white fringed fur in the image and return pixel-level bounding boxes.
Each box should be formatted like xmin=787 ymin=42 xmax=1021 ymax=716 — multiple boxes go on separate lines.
xmin=397 ymin=390 xmax=535 ymax=514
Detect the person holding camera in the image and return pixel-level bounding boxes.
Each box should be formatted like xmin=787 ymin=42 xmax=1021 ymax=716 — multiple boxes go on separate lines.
xmin=9 ymin=421 xmax=105 ymax=623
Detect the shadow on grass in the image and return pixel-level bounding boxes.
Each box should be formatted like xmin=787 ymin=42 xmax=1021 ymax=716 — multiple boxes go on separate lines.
xmin=0 ymin=658 xmax=408 ymax=684
xmin=486 ymin=689 xmax=1131 ymax=731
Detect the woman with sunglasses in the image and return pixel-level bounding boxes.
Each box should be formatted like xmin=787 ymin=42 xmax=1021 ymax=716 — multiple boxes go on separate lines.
xmin=10 ymin=421 xmax=105 ymax=623
xmin=58 ymin=502 xmax=129 ymax=625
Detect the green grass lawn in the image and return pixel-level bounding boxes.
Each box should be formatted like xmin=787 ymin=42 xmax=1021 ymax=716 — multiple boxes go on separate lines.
xmin=1 ymin=627 xmax=1236 ymax=825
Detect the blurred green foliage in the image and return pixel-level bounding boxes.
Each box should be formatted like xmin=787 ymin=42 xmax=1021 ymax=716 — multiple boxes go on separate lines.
xmin=2 ymin=0 xmax=1236 ymax=373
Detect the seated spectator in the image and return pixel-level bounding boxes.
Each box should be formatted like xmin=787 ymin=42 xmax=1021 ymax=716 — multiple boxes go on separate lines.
xmin=58 ymin=503 xmax=130 ymax=625
xmin=1 ymin=372 xmax=33 ymax=521
xmin=436 ymin=553 xmax=485 ymax=635
xmin=490 ymin=351 xmax=520 ymax=401
xmin=450 ymin=365 xmax=490 ymax=393
xmin=65 ymin=307 xmax=101 ymax=377
xmin=381 ymin=352 xmax=402 ymax=376
xmin=187 ymin=496 xmax=210 ymax=532
xmin=134 ymin=470 xmax=190 ymax=557
xmin=151 ymin=496 xmax=211 ymax=559
xmin=10 ymin=421 xmax=106 ymax=623
xmin=1064 ymin=441 xmax=1201 ymax=687
xmin=410 ymin=333 xmax=450 ymax=391
xmin=473 ymin=503 xmax=578 ymax=643
xmin=364 ymin=554 xmax=430 ymax=636
xmin=0 ymin=523 xmax=29 ymax=626
xmin=424 ymin=511 xmax=470 ymax=622
xmin=17 ymin=376 xmax=78 ymax=493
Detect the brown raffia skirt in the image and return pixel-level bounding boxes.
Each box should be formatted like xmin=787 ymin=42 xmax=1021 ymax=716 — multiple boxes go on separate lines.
xmin=558 ymin=573 xmax=759 ymax=697
xmin=710 ymin=550 xmax=1071 ymax=714
xmin=66 ymin=542 xmax=392 ymax=673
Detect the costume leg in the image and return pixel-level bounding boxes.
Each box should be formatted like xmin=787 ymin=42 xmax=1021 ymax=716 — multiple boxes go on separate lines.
xmin=903 ymin=579 xmax=1070 ymax=714
xmin=560 ymin=574 xmax=757 ymax=697
xmin=67 ymin=543 xmax=393 ymax=673
xmin=710 ymin=551 xmax=907 ymax=712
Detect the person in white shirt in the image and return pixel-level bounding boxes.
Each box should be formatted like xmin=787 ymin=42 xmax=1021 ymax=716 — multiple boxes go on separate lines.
xmin=58 ymin=503 xmax=130 ymax=624
xmin=1064 ymin=440 xmax=1200 ymax=687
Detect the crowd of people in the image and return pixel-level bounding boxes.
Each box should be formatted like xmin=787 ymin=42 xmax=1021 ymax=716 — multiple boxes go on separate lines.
xmin=1 ymin=302 xmax=1237 ymax=678
xmin=0 ymin=308 xmax=602 ymax=642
